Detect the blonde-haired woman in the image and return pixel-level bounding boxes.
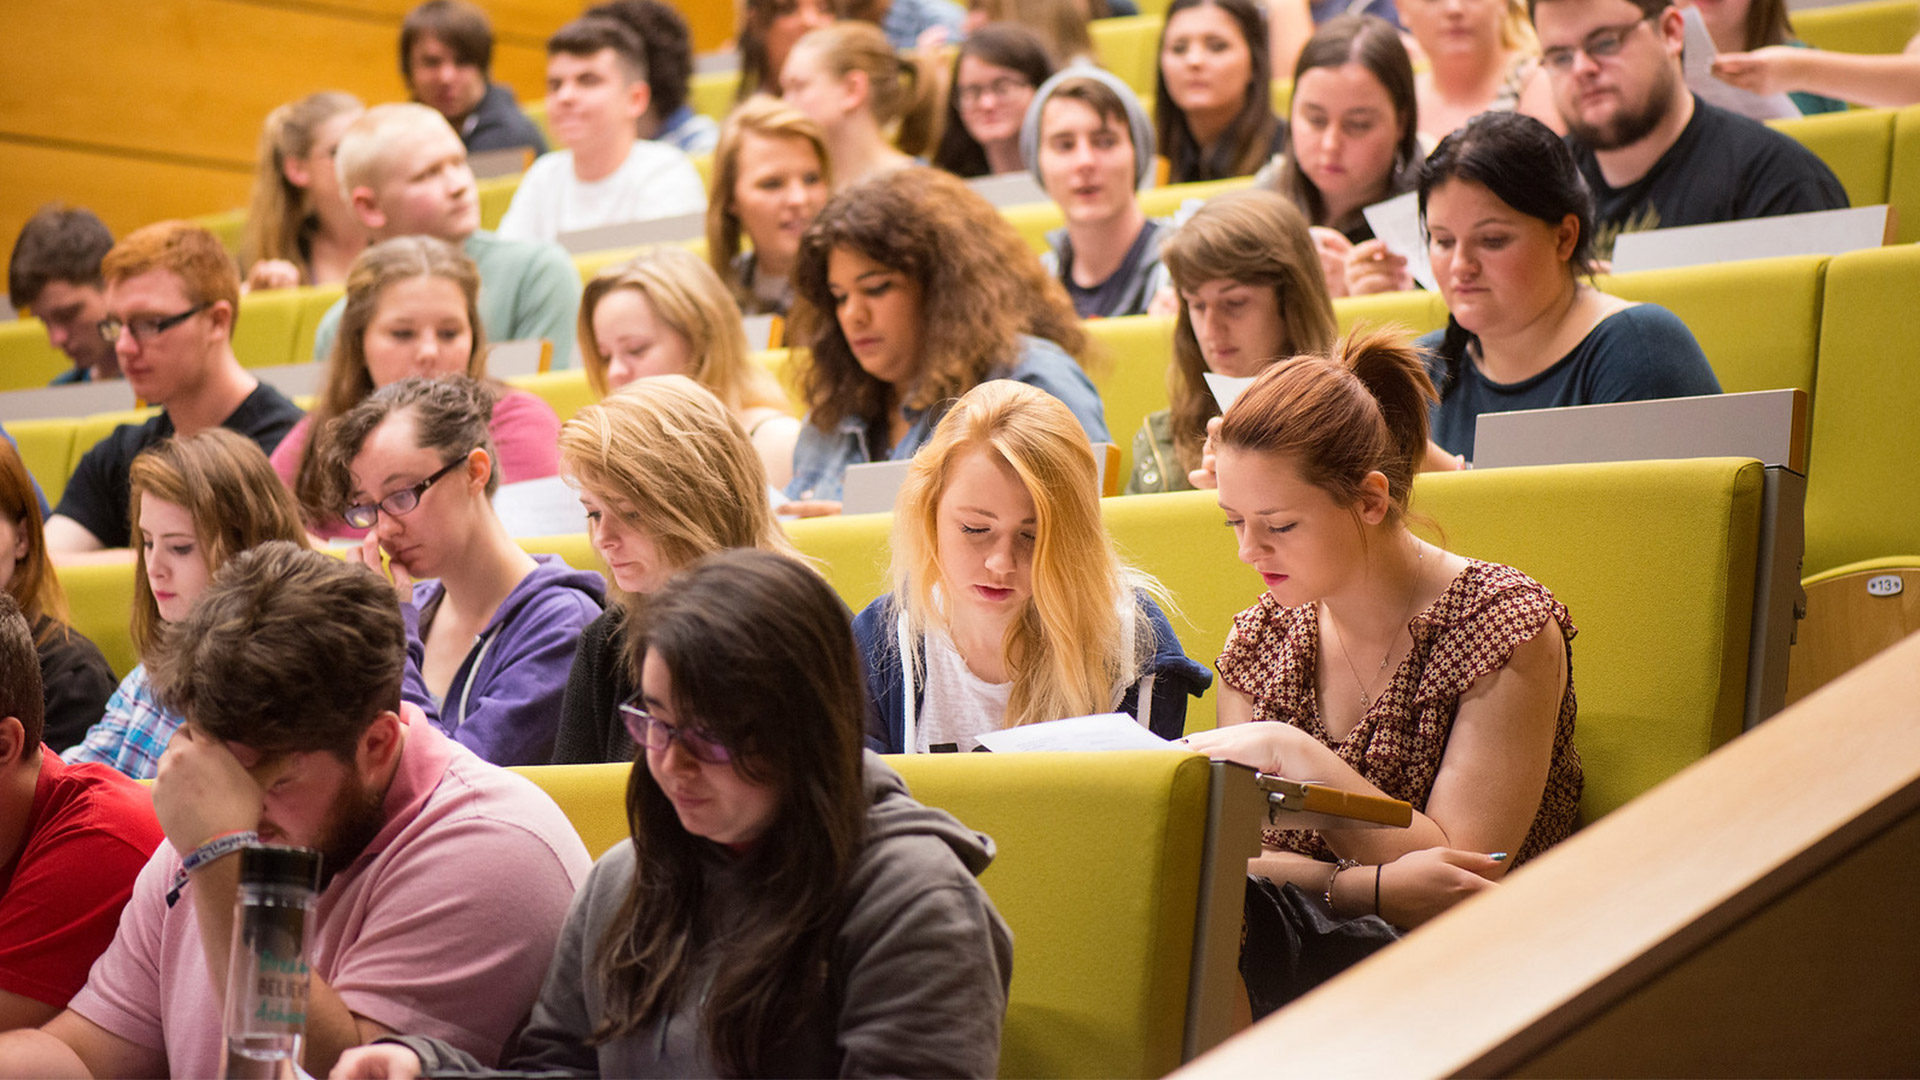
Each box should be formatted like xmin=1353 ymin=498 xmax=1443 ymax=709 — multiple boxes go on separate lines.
xmin=780 ymin=22 xmax=940 ymax=190
xmin=854 ymin=381 xmax=1210 ymax=754
xmin=1129 ymin=189 xmax=1337 ymax=494
xmin=64 ymin=430 xmax=310 ymax=778
xmin=241 ymin=91 xmax=368 ymax=291
xmin=271 ymin=236 xmax=560 ymax=533
xmin=550 ymin=375 xmax=808 ymax=763
xmin=1400 ymin=0 xmax=1559 ymax=141
xmin=706 ymin=97 xmax=832 ymax=317
xmin=578 ymin=247 xmax=803 ymax=488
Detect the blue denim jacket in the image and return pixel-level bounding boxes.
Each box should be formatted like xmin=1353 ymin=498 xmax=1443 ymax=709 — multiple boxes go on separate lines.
xmin=785 ymin=335 xmax=1110 ymax=503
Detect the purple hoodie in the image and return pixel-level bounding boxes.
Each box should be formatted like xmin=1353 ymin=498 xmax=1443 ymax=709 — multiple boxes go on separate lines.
xmin=400 ymin=554 xmax=606 ymax=766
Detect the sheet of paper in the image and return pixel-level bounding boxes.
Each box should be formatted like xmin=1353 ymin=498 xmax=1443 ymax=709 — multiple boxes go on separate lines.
xmin=1360 ymin=190 xmax=1439 ymax=293
xmin=741 ymin=314 xmax=779 ymax=351
xmin=1611 ymin=203 xmax=1889 ymax=273
xmin=1204 ymin=372 xmax=1257 ymax=413
xmin=1683 ymin=7 xmax=1800 ymax=122
xmin=491 ymin=476 xmax=588 ymax=538
xmin=972 ymin=713 xmax=1185 ymax=753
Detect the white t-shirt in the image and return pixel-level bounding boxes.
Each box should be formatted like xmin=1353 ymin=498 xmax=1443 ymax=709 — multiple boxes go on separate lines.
xmin=916 ymin=630 xmax=1012 ymax=753
xmin=496 ymin=140 xmax=707 ymax=244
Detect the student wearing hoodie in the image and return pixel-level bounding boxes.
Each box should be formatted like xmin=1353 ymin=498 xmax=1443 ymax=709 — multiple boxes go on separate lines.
xmin=854 ymin=382 xmax=1212 ymax=754
xmin=1022 ymin=66 xmax=1171 ymax=320
xmin=325 ymin=376 xmax=604 ymax=766
xmin=335 ymin=549 xmax=1013 ymax=1079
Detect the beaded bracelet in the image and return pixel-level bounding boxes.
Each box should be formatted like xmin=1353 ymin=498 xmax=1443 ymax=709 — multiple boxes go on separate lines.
xmin=1324 ymin=858 xmax=1362 ymax=913
xmin=165 ymin=830 xmax=259 ymax=908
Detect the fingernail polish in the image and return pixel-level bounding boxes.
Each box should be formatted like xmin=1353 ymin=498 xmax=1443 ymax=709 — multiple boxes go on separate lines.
xmin=1490 ymin=852 xmax=1509 ymax=862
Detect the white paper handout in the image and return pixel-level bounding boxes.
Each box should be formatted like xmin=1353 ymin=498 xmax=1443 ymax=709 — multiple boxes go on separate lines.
xmin=1360 ymin=190 xmax=1439 ymax=293
xmin=1682 ymin=6 xmax=1799 ymax=122
xmin=972 ymin=713 xmax=1189 ymax=753
xmin=1203 ymin=372 xmax=1257 ymax=414
xmin=491 ymin=476 xmax=588 ymax=538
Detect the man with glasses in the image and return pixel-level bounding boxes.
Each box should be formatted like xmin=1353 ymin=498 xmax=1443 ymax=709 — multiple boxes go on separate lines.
xmin=0 ymin=542 xmax=590 ymax=1078
xmin=6 ymin=205 xmax=121 ymax=386
xmin=44 ymin=223 xmax=303 ymax=554
xmin=1529 ymin=0 xmax=1846 ymax=260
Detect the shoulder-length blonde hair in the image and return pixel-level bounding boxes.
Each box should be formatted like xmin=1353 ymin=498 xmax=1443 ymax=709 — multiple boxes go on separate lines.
xmin=790 ymin=166 xmax=1090 ymax=433
xmin=0 ymin=440 xmax=70 ymax=648
xmin=706 ymin=97 xmax=832 ymax=305
xmin=559 ymin=374 xmax=803 ymax=620
xmin=295 ymin=236 xmax=489 ymax=522
xmin=890 ymin=380 xmax=1156 ymax=730
xmin=577 ymin=246 xmax=789 ymax=414
xmin=240 ymin=91 xmax=364 ymax=276
xmin=129 ymin=429 xmax=311 ymax=660
xmin=1160 ymin=189 xmax=1337 ymax=473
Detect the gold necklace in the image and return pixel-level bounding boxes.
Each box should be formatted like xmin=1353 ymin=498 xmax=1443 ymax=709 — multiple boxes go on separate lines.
xmin=1330 ymin=542 xmax=1426 ymax=713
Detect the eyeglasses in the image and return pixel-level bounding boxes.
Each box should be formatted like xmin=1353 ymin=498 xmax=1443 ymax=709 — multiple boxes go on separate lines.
xmin=957 ymin=75 xmax=1030 ymax=108
xmin=1540 ymin=13 xmax=1658 ymax=73
xmin=97 ymin=302 xmax=210 ymax=345
xmin=342 ymin=454 xmax=470 ymax=530
xmin=616 ymin=700 xmax=734 ymax=765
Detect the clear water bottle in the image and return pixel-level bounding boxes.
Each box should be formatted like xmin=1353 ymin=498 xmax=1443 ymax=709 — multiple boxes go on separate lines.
xmin=220 ymin=844 xmax=323 ymax=1080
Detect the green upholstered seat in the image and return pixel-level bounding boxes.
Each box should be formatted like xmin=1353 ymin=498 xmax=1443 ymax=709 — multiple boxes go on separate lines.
xmin=478 ymin=174 xmax=520 ymax=233
xmin=230 ymin=286 xmax=308 ymax=369
xmin=514 ymin=749 xmax=1214 ymax=1079
xmin=68 ymin=407 xmax=160 ymax=481
xmin=1804 ymin=244 xmax=1920 ymax=575
xmin=1599 ymin=254 xmax=1826 ymax=396
xmin=1772 ymin=107 xmax=1894 ymax=207
xmin=294 ymin=284 xmax=346 ymax=365
xmin=689 ymin=69 xmax=740 ymax=122
xmin=1792 ymin=0 xmax=1919 ymax=55
xmin=9 ymin=418 xmax=76 ymax=505
xmin=0 ymin=319 xmax=76 ymax=391
xmin=1083 ymin=314 xmax=1175 ymax=479
xmin=60 ymin=560 xmax=140 ymax=680
xmin=1888 ymin=104 xmax=1920 ymax=243
xmin=504 ymin=369 xmax=597 ymax=425
xmin=1089 ymin=14 xmax=1165 ymax=98
xmin=192 ymin=207 xmax=248 ymax=256
xmin=1334 ymin=289 xmax=1447 ymax=339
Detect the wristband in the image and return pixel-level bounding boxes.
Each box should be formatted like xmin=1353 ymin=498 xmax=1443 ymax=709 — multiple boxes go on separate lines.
xmin=165 ymin=830 xmax=259 ymax=908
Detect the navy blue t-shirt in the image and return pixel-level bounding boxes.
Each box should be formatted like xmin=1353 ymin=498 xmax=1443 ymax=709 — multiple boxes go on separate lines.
xmin=1417 ymin=304 xmax=1722 ymax=461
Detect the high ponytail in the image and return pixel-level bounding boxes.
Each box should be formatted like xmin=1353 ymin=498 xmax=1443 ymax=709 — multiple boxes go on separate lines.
xmin=1219 ymin=327 xmax=1436 ymax=520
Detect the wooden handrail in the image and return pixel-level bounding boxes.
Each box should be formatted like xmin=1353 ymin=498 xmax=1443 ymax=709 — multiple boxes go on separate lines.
xmin=1174 ymin=628 xmax=1920 ymax=1078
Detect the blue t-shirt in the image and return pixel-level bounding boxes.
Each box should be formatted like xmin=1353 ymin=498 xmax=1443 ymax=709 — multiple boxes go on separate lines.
xmin=1417 ymin=304 xmax=1722 ymax=462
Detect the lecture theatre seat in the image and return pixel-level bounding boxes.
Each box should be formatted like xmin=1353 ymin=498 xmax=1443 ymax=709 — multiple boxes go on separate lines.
xmin=514 ymin=749 xmax=1224 ymax=1079
xmin=1772 ymin=108 xmax=1895 ymax=208
xmin=0 ymin=319 xmax=75 ymax=391
xmin=8 ymin=417 xmax=76 ymax=504
xmin=1887 ymin=104 xmax=1920 ymax=244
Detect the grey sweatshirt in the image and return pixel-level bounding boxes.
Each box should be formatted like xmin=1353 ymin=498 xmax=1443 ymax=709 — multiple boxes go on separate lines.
xmin=388 ymin=751 xmax=1013 ymax=1077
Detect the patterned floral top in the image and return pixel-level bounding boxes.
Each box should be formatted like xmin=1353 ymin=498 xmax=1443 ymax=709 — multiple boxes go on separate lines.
xmin=1216 ymin=560 xmax=1583 ymax=865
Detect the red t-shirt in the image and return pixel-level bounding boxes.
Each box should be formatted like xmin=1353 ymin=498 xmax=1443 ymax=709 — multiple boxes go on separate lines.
xmin=0 ymin=747 xmax=164 ymax=1009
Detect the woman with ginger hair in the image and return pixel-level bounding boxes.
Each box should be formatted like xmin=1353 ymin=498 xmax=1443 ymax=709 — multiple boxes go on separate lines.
xmin=784 ymin=166 xmax=1109 ymax=509
xmin=855 ymin=380 xmax=1210 ymax=753
xmin=577 ymin=247 xmax=802 ymax=487
xmin=548 ymin=375 xmax=809 ymax=763
xmin=704 ymin=96 xmax=833 ymax=318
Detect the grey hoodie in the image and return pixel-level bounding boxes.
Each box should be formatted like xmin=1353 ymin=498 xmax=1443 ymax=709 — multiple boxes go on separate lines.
xmin=387 ymin=752 xmax=1013 ymax=1077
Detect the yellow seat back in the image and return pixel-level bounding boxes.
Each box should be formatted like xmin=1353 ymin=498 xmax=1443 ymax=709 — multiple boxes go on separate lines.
xmin=1771 ymin=107 xmax=1895 ymax=207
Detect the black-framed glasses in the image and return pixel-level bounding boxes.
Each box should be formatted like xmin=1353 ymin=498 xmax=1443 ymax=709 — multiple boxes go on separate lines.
xmin=97 ymin=302 xmax=210 ymax=345
xmin=1540 ymin=13 xmax=1659 ymax=73
xmin=342 ymin=454 xmax=470 ymax=530
xmin=956 ymin=75 xmax=1031 ymax=108
xmin=616 ymin=700 xmax=734 ymax=765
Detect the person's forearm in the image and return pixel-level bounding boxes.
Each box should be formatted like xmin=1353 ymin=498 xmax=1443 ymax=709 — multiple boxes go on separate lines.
xmin=1266 ymin=740 xmax=1453 ymax=860
xmin=0 ymin=1029 xmax=92 ymax=1078
xmin=1781 ymin=49 xmax=1920 ymax=108
xmin=189 ymin=854 xmax=243 ymax=1006
xmin=301 ymin=974 xmax=388 ymax=1077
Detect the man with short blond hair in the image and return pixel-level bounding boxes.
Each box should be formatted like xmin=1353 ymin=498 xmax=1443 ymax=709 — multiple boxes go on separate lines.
xmin=311 ymin=103 xmax=580 ymax=364
xmin=44 ymin=222 xmax=302 ymax=552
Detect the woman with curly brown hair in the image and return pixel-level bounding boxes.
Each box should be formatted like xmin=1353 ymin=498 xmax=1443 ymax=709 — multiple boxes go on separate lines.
xmin=784 ymin=166 xmax=1109 ymax=509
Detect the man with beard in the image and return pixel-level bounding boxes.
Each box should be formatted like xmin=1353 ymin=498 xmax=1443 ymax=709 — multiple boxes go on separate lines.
xmin=1530 ymin=0 xmax=1846 ymax=260
xmin=0 ymin=542 xmax=592 ymax=1079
